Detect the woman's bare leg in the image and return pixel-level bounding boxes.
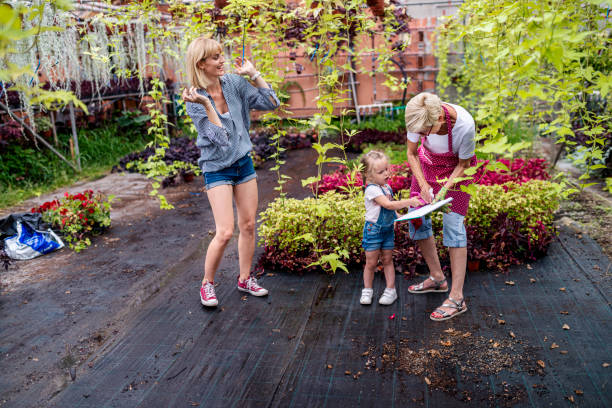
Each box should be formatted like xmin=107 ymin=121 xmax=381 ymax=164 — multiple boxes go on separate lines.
xmin=203 ymin=185 xmax=235 ymax=284
xmin=233 ymin=178 xmax=258 ymax=282
xmin=448 ymin=247 xmax=467 ymax=300
xmin=417 ymin=236 xmax=447 ymax=288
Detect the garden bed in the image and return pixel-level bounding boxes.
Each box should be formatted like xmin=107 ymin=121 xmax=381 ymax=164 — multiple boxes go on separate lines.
xmin=258 ymin=157 xmax=558 ymax=274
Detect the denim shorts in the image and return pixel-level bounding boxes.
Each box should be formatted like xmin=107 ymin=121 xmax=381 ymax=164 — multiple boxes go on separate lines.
xmin=203 ymin=154 xmax=257 ymax=190
xmin=362 ymin=222 xmax=395 ymax=252
xmin=408 ymin=211 xmax=467 ymax=247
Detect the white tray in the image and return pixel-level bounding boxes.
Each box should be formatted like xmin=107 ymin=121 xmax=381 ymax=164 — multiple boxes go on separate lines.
xmin=394 ymin=197 xmax=454 ymax=222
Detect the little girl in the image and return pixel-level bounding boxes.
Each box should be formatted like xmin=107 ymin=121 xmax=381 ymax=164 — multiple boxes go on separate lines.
xmin=360 ymin=150 xmax=421 ymax=305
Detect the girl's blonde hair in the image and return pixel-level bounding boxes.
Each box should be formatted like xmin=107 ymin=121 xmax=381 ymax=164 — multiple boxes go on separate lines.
xmin=404 ymin=92 xmax=442 ymax=133
xmin=360 ymin=150 xmax=388 ymax=182
xmin=185 ymin=37 xmax=223 ymax=89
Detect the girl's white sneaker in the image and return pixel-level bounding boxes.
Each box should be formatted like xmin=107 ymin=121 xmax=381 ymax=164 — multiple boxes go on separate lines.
xmin=360 ymin=288 xmax=374 ymax=305
xmin=379 ymin=288 xmax=397 ymax=305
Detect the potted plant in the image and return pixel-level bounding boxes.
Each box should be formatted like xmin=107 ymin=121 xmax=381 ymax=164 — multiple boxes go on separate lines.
xmin=466 ymin=227 xmax=486 ymax=272
xmin=34 ymin=116 xmax=53 ymax=139
xmin=181 ymin=169 xmax=195 ymax=183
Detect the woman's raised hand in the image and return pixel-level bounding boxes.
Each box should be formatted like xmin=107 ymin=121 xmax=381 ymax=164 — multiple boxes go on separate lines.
xmin=182 ymin=87 xmax=210 ymax=106
xmin=234 ymin=57 xmax=257 ymax=77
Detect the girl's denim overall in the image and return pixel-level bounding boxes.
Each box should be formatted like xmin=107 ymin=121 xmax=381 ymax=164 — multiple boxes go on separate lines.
xmin=362 ymin=184 xmax=397 ymax=251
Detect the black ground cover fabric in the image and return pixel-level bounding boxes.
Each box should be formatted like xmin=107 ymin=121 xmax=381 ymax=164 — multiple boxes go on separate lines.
xmin=46 ymin=226 xmax=611 ymax=408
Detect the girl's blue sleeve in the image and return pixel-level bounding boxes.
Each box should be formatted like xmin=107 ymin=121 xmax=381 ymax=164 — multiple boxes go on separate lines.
xmin=186 ymin=101 xmax=230 ymax=147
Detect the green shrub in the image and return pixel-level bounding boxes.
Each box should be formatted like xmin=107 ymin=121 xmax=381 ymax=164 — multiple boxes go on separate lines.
xmin=467 ymin=180 xmax=559 ymax=239
xmin=258 ymin=192 xmax=364 ymax=273
xmin=257 ymin=180 xmax=560 ymax=273
xmin=361 ymin=142 xmax=406 ymax=165
xmin=343 ymin=112 xmax=405 ymax=133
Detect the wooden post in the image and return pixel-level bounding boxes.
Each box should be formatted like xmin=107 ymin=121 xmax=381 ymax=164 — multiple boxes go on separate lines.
xmin=49 ymin=111 xmax=58 ymax=146
xmin=68 ymin=103 xmax=81 ymax=172
xmin=348 ymin=43 xmax=360 ymax=124
xmin=162 ymin=90 xmax=170 ymax=138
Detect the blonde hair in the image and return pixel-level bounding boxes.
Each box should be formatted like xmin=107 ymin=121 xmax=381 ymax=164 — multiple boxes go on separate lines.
xmin=360 ymin=150 xmax=388 ymax=182
xmin=404 ymin=92 xmax=442 ymax=133
xmin=185 ymin=37 xmax=223 ymax=89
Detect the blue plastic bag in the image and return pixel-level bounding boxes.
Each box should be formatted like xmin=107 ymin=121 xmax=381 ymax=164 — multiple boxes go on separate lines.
xmin=4 ymin=221 xmax=64 ymax=260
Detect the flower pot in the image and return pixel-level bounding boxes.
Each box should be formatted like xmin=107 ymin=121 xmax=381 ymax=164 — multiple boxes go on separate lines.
xmin=182 ymin=172 xmax=195 ymax=183
xmin=367 ymin=0 xmax=385 ymax=17
xmin=467 ymin=259 xmax=480 ymax=272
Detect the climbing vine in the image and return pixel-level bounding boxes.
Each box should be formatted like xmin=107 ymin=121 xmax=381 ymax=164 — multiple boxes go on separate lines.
xmin=436 ymin=0 xmax=611 ymax=191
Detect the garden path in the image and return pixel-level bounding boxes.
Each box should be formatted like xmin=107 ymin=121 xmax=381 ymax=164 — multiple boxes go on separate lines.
xmin=0 ymin=148 xmax=320 ymax=407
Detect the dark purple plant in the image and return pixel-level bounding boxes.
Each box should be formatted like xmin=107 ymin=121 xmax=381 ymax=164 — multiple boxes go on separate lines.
xmin=345 ymin=129 xmax=406 ymax=152
xmin=465 ymin=213 xmax=556 ymax=272
xmin=1 ymin=248 xmax=12 ymax=270
xmin=0 ymin=120 xmax=24 ymax=150
xmin=251 ymin=128 xmax=317 ymax=167
xmin=113 ymin=136 xmax=200 ymax=187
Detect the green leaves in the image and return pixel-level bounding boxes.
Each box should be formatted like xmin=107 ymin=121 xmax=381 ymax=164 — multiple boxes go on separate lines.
xmin=437 ymin=0 xmax=611 ymax=185
xmin=302 ymin=176 xmax=321 ymax=187
xmin=258 ymin=191 xmax=364 ymax=274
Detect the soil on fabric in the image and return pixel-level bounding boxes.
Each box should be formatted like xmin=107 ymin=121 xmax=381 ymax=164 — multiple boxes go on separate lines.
xmin=364 ymin=325 xmax=542 ymax=407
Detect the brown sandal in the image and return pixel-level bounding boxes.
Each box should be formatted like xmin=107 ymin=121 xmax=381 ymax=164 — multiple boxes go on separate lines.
xmin=408 ymin=276 xmax=448 ymax=294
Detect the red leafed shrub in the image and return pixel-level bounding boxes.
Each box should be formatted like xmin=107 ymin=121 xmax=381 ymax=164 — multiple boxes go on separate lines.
xmin=0 ymin=120 xmax=24 ymax=150
xmin=255 ymin=245 xmax=364 ymax=274
xmin=474 ymin=158 xmax=550 ymax=186
xmin=315 ymin=158 xmax=550 ymax=195
xmin=465 ymin=214 xmax=556 ymax=271
xmin=313 ymin=163 xmax=412 ymax=195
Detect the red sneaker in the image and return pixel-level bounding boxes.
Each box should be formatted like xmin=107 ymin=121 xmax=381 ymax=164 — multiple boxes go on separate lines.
xmin=237 ymin=276 xmax=268 ymax=296
xmin=200 ymin=281 xmax=218 ymax=307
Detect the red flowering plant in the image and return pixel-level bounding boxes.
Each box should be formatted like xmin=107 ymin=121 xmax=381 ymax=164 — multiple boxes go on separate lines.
xmin=313 ymin=162 xmax=413 ymax=195
xmin=31 ymin=190 xmax=114 ymax=252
